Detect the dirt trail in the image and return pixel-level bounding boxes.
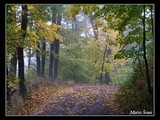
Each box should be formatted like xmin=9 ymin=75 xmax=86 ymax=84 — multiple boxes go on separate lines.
xmin=30 ymin=85 xmax=121 ymax=115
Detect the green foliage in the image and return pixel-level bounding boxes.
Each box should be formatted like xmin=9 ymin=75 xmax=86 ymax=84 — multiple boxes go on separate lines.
xmin=114 ymin=61 xmax=153 ymax=114
xmin=59 ymin=55 xmax=88 ymax=82
xmin=59 ymin=41 xmax=90 ymax=83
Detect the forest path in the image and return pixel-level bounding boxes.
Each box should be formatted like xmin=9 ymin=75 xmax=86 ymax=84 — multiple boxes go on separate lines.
xmin=29 ymin=85 xmax=121 ymax=115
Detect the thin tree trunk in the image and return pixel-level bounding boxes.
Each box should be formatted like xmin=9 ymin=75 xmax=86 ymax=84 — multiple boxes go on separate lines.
xmin=143 ymin=5 xmax=152 ymax=95
xmin=54 ymin=13 xmax=62 ymax=79
xmin=138 ymin=43 xmax=142 ymax=74
xmin=36 ymin=44 xmax=41 ymax=77
xmin=99 ymin=45 xmax=107 ymax=83
xmin=41 ymin=41 xmax=46 ymax=77
xmin=49 ymin=44 xmax=54 ymax=79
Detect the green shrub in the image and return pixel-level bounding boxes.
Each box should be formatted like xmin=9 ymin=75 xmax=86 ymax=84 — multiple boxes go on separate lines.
xmin=113 ymin=61 xmax=153 ymax=114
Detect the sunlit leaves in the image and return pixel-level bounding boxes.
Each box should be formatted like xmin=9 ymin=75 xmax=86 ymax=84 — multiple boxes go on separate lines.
xmin=35 ymin=19 xmax=63 ymax=44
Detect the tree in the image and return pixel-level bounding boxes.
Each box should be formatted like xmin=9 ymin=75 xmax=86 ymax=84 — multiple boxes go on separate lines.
xmin=36 ymin=42 xmax=41 ymax=77
xmin=142 ymin=5 xmax=152 ymax=95
xmin=41 ymin=38 xmax=46 ymax=77
xmin=49 ymin=7 xmax=56 ymax=80
xmin=18 ymin=5 xmax=28 ymax=100
xmin=99 ymin=44 xmax=107 ymax=83
xmin=54 ymin=13 xmax=62 ymax=79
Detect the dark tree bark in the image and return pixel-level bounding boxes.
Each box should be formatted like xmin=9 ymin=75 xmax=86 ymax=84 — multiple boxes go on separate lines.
xmin=41 ymin=41 xmax=46 ymax=77
xmin=99 ymin=45 xmax=107 ymax=83
xmin=49 ymin=10 xmax=56 ymax=80
xmin=54 ymin=39 xmax=60 ymax=79
xmin=18 ymin=5 xmax=28 ymax=100
xmin=143 ymin=5 xmax=152 ymax=95
xmin=49 ymin=43 xmax=54 ymax=79
xmin=54 ymin=13 xmax=62 ymax=79
xmin=36 ymin=43 xmax=41 ymax=77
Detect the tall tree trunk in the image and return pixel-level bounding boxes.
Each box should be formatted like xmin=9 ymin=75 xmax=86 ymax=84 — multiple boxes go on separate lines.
xmin=18 ymin=5 xmax=28 ymax=101
xmin=99 ymin=45 xmax=107 ymax=83
xmin=36 ymin=43 xmax=41 ymax=77
xmin=49 ymin=43 xmax=54 ymax=79
xmin=41 ymin=41 xmax=46 ymax=77
xmin=143 ymin=5 xmax=152 ymax=95
xmin=28 ymin=49 xmax=31 ymax=69
xmin=54 ymin=13 xmax=62 ymax=79
xmin=49 ymin=10 xmax=56 ymax=80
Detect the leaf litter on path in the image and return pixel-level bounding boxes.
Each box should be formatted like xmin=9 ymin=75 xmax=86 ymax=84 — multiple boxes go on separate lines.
xmin=16 ymin=85 xmax=121 ymax=115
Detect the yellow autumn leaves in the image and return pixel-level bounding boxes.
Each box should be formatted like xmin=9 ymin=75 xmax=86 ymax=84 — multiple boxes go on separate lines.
xmin=26 ymin=19 xmax=63 ymax=51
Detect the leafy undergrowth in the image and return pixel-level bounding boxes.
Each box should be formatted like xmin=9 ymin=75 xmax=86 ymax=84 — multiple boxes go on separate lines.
xmin=7 ymin=85 xmax=122 ymax=115
xmin=113 ymin=84 xmax=153 ymax=114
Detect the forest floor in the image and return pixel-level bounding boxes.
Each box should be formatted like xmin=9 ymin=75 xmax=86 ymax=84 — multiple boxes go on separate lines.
xmin=8 ymin=85 xmax=122 ymax=116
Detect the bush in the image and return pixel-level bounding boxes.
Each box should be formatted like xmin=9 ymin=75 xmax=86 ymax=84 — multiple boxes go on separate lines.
xmin=113 ymin=61 xmax=153 ymax=114
xmin=59 ymin=55 xmax=90 ymax=83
